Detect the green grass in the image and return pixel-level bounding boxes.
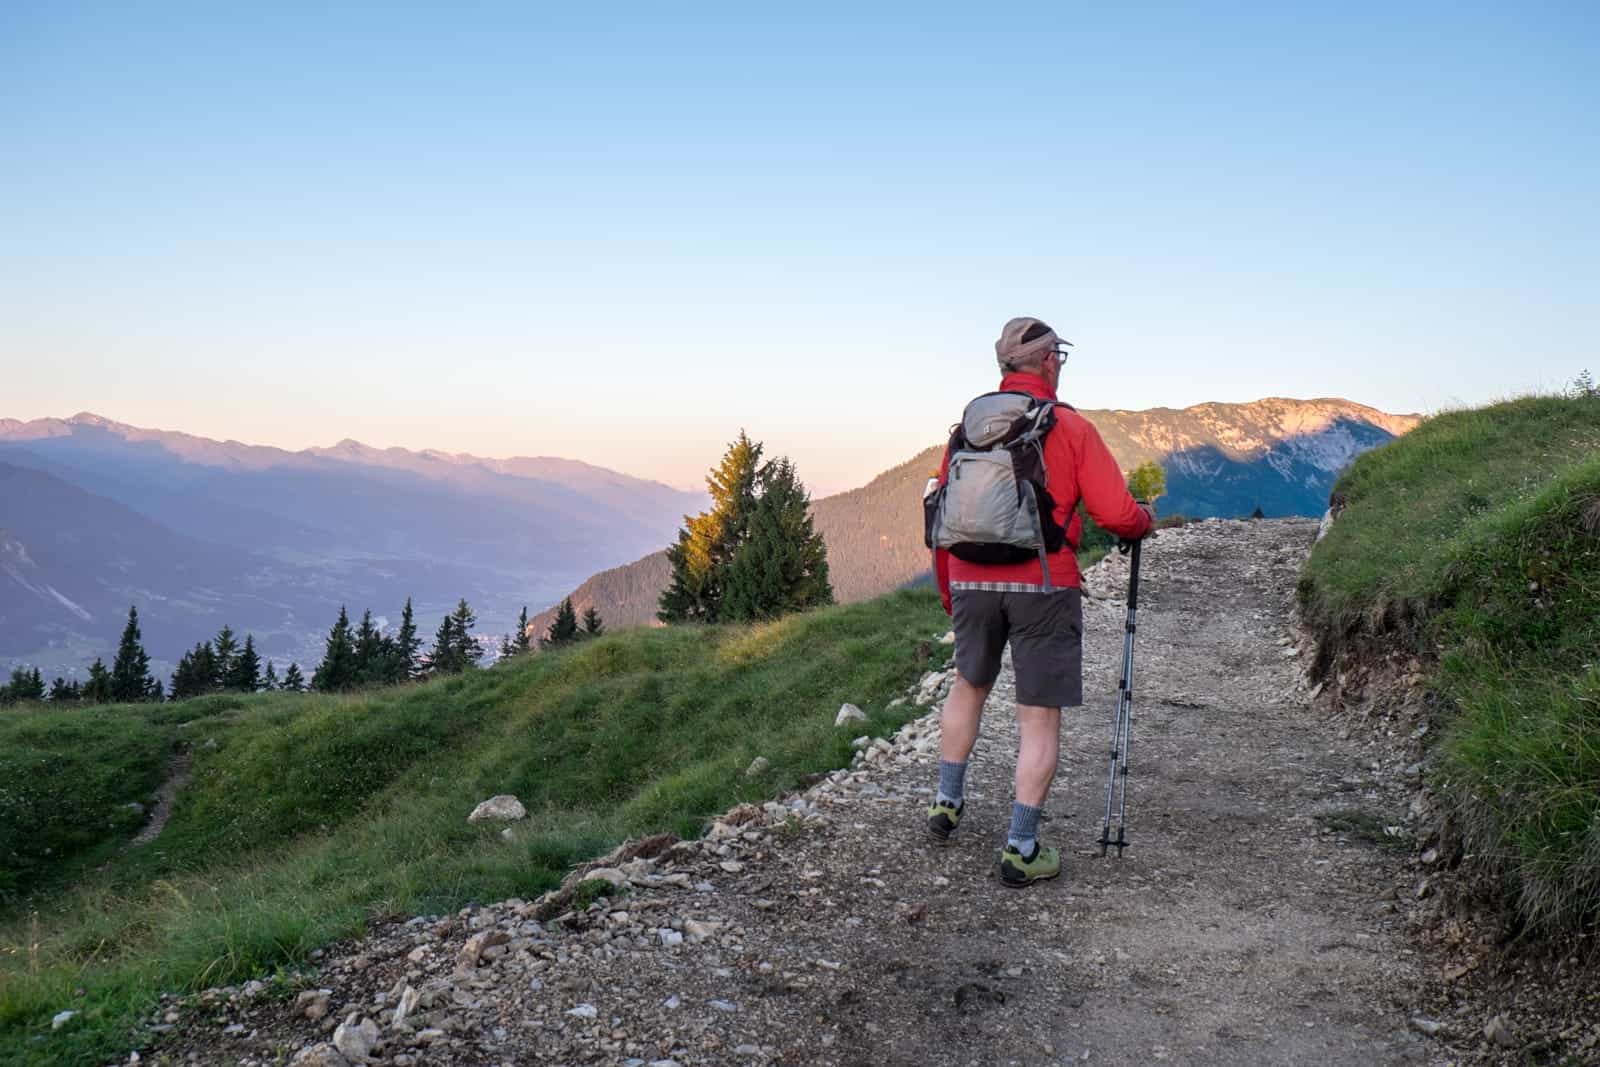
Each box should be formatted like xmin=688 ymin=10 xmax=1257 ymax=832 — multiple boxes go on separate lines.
xmin=0 ymin=590 xmax=951 ymax=1065
xmin=1299 ymin=393 xmax=1600 ymax=935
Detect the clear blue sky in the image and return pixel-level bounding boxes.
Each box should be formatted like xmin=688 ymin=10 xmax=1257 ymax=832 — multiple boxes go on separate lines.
xmin=3 ymin=3 xmax=1595 ymax=493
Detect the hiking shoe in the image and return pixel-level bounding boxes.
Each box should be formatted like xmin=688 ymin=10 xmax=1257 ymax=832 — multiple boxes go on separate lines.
xmin=927 ymin=799 xmax=963 ymax=842
xmin=998 ymin=842 xmax=1061 ymax=888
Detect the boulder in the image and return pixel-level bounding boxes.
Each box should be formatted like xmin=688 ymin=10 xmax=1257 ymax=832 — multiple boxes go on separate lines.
xmin=835 ymin=703 xmax=868 ymax=727
xmin=332 ymin=1015 xmax=379 ymax=1062
xmin=744 ymin=756 xmax=770 ymax=777
xmin=467 ymin=795 xmax=526 ymax=823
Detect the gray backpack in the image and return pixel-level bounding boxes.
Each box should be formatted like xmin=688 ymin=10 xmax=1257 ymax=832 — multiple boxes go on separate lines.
xmin=923 ymin=391 xmax=1070 ymax=589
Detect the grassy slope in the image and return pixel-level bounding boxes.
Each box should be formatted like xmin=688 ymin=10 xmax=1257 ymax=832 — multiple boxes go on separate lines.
xmin=1299 ymin=395 xmax=1600 ymax=934
xmin=0 ymin=590 xmax=951 ymax=1066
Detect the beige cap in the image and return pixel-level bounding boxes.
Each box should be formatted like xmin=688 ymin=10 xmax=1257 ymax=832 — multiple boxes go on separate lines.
xmin=995 ymin=316 xmax=1072 ymax=371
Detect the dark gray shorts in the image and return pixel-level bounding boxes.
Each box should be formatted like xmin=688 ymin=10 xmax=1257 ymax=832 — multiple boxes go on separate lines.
xmin=951 ymin=587 xmax=1084 ymax=707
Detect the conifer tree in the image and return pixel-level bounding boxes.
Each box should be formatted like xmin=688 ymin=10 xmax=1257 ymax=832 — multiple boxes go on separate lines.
xmin=226 ymin=634 xmax=262 ymax=692
xmin=2 ymin=667 xmax=45 ymax=704
xmin=659 ymin=431 xmax=763 ymax=623
xmin=542 ymin=598 xmax=580 ymax=647
xmin=211 ymin=625 xmax=239 ymax=690
xmin=282 ymin=662 xmax=307 ymax=692
xmin=146 ymin=677 xmax=164 ymax=702
xmin=509 ymin=606 xmax=533 ymax=656
xmin=49 ymin=676 xmax=80 ymax=703
xmin=425 ymin=601 xmax=477 ymax=674
xmin=312 ymin=606 xmax=358 ymax=691
xmin=353 ymin=609 xmax=383 ymax=686
xmin=391 ymin=597 xmax=421 ymax=683
xmin=84 ymin=658 xmax=112 ymax=703
xmin=262 ymin=661 xmax=279 ymax=691
xmin=582 ymin=607 xmax=604 ymax=637
xmin=110 ymin=605 xmax=158 ymax=702
xmin=427 ymin=613 xmax=460 ymax=674
xmin=722 ymin=457 xmax=833 ymax=621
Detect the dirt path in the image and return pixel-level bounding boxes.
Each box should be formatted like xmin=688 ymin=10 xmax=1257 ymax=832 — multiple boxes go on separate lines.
xmin=130 ymin=748 xmax=191 ymax=847
xmin=152 ymin=518 xmax=1435 ymax=1066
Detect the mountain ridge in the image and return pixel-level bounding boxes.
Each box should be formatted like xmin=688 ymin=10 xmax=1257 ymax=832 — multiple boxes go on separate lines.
xmin=528 ymin=395 xmax=1422 ymax=639
xmin=0 ymin=412 xmax=693 ymax=496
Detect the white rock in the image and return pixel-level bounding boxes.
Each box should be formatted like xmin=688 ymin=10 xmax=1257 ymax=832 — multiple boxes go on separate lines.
xmin=391 ymin=986 xmax=419 ymax=1029
xmin=566 ymin=1003 xmax=598 ymax=1019
xmin=332 ymin=1015 xmax=379 ymax=1061
xmin=583 ymin=867 xmax=629 ymax=887
xmin=1483 ymin=1014 xmax=1517 ymax=1048
xmin=850 ymin=735 xmax=871 ymax=750
xmin=683 ymin=919 xmax=722 ymax=943
xmin=467 ymin=795 xmax=526 ymax=823
xmin=658 ymin=928 xmax=684 ymax=946
xmin=51 ymin=1010 xmax=75 ymax=1030
xmin=708 ymin=999 xmax=739 ymax=1012
xmin=744 ymin=756 xmax=770 ymax=777
xmin=835 ymin=703 xmax=868 ymax=727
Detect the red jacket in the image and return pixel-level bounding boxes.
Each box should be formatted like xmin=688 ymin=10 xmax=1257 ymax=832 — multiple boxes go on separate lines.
xmin=934 ymin=371 xmax=1151 ymax=612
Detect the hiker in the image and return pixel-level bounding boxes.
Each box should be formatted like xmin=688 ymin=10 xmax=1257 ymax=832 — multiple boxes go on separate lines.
xmin=924 ymin=317 xmax=1153 ymax=887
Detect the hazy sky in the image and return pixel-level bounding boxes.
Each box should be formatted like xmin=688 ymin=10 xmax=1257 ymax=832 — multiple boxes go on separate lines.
xmin=3 ymin=3 xmax=1595 ymax=493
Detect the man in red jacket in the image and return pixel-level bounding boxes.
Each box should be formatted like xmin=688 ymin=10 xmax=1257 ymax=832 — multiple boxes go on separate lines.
xmin=927 ymin=317 xmax=1153 ymax=888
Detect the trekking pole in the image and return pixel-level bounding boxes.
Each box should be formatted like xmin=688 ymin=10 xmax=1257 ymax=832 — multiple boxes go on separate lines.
xmin=1098 ymin=535 xmax=1142 ymax=858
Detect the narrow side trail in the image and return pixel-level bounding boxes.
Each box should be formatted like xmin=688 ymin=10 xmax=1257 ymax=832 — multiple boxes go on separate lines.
xmin=152 ymin=519 xmax=1430 ymax=1067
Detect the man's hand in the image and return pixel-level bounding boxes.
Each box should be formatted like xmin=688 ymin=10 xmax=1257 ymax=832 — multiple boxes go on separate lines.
xmin=1138 ymin=502 xmax=1157 ymax=530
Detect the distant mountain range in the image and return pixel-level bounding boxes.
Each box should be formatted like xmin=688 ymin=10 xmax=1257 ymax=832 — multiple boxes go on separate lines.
xmin=0 ymin=413 xmax=704 ymax=677
xmin=528 ymin=397 xmax=1421 ymax=639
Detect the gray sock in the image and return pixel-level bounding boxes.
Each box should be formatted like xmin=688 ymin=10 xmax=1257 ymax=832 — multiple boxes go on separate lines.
xmin=1007 ymin=802 xmax=1043 ymax=856
xmin=936 ymin=760 xmax=968 ymax=808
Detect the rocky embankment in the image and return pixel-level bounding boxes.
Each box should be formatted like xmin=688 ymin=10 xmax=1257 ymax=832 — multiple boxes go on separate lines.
xmin=139 ymin=519 xmax=1594 ymax=1066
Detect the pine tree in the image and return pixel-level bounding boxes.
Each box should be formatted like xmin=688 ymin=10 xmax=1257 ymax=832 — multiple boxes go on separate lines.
xmin=211 ymin=625 xmax=239 ymax=690
xmin=226 ymin=634 xmax=262 ymax=692
xmin=84 ymin=658 xmax=112 ymax=703
xmin=658 ymin=431 xmax=763 ymax=623
xmin=282 ymin=662 xmax=307 ymax=692
xmin=581 ymin=606 xmax=604 ymax=637
xmin=449 ymin=599 xmax=481 ymax=670
xmin=542 ymin=598 xmax=580 ymax=648
xmin=512 ymin=607 xmax=531 ymax=659
xmin=48 ymin=677 xmax=80 ymax=703
xmin=722 ymin=457 xmax=833 ymax=621
xmin=110 ymin=605 xmax=158 ymax=702
xmin=427 ymin=613 xmax=458 ymax=675
xmin=391 ymin=597 xmax=421 ymax=683
xmin=262 ymin=661 xmax=279 ymax=691
xmin=312 ymin=606 xmax=358 ymax=691
xmin=146 ymin=676 xmax=164 ymax=702
xmin=2 ymin=667 xmax=45 ymax=704
xmin=352 ymin=609 xmax=383 ymax=686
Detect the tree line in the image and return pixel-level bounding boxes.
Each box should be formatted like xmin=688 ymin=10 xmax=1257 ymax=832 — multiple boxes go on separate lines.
xmin=0 ymin=594 xmax=598 ymax=708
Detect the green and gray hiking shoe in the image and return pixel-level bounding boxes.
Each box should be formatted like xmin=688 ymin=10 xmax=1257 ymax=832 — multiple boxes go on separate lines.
xmin=927 ymin=799 xmax=963 ymax=842
xmin=998 ymin=842 xmax=1061 ymax=888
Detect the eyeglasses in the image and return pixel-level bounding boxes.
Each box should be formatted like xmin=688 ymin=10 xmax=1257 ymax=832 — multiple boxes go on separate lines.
xmin=1050 ymin=340 xmax=1073 ymax=364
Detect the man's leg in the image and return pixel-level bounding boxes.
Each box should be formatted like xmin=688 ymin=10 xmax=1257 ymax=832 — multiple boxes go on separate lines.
xmin=998 ymin=589 xmax=1080 ymax=885
xmin=1013 ymin=702 xmax=1062 ymax=807
xmin=940 ymin=675 xmax=991 ymax=766
xmin=929 ymin=590 xmax=1006 ymax=840
xmin=1008 ymin=702 xmax=1061 ymax=854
